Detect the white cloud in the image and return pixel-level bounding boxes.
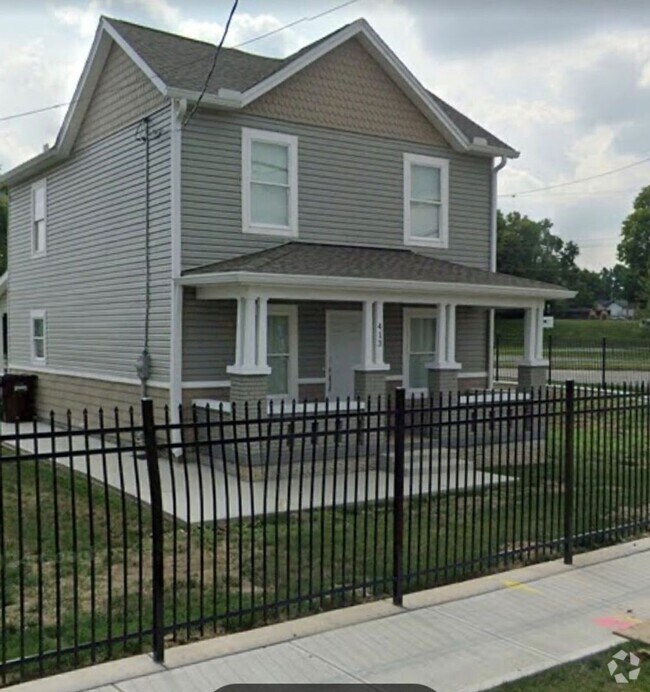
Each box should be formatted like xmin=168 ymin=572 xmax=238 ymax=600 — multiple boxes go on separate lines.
xmin=53 ymin=0 xmax=112 ymax=38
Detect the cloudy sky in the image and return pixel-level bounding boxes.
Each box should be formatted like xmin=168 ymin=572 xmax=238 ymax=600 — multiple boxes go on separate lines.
xmin=3 ymin=0 xmax=650 ymax=270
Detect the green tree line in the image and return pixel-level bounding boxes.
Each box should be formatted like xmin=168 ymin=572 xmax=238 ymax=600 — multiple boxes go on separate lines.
xmin=498 ymin=185 xmax=650 ymax=312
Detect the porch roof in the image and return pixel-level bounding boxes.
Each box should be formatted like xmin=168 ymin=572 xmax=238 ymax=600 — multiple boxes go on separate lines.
xmin=181 ymin=242 xmax=574 ymax=303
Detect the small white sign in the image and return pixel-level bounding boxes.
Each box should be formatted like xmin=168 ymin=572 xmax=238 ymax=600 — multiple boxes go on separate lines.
xmin=543 ymin=316 xmax=554 ymax=329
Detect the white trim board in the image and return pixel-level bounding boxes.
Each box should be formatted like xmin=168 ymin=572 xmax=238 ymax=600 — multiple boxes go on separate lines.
xmin=0 ymin=17 xmax=518 ymax=187
xmin=8 ymin=363 xmax=169 ymax=389
xmin=186 ymin=272 xmax=575 ymax=305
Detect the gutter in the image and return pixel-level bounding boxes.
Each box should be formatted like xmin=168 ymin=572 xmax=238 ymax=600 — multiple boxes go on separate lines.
xmin=178 ymin=270 xmax=576 ymax=301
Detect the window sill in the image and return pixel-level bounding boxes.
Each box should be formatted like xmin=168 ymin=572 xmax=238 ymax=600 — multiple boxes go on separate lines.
xmin=403 ymin=235 xmax=448 ymax=250
xmin=243 ymin=224 xmax=298 ymax=238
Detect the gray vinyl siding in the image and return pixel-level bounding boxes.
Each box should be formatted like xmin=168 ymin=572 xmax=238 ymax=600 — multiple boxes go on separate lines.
xmin=456 ymin=307 xmax=489 ymax=373
xmin=75 ymin=43 xmax=166 ymax=152
xmin=182 ymin=298 xmax=488 ymax=384
xmin=182 ymin=290 xmax=236 ymax=382
xmin=8 ymin=107 xmax=172 ymax=383
xmin=181 ymin=111 xmax=492 ymax=271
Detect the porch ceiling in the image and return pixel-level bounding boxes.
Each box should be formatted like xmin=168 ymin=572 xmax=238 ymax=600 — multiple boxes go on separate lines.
xmin=180 ymin=242 xmax=575 ymax=308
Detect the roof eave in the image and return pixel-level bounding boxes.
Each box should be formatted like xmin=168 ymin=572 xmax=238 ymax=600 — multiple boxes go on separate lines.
xmin=1 ymin=17 xmax=170 ymax=188
xmin=179 ymin=270 xmax=575 ymax=302
xmin=0 ymin=148 xmax=63 ymax=187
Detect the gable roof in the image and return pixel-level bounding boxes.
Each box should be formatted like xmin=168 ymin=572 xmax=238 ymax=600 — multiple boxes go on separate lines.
xmin=182 ymin=241 xmax=573 ymax=300
xmin=1 ymin=16 xmax=517 ymax=186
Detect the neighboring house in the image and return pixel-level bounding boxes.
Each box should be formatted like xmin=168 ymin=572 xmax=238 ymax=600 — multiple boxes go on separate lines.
xmin=1 ymin=17 xmax=573 ymax=427
xmin=595 ymin=299 xmax=635 ymax=320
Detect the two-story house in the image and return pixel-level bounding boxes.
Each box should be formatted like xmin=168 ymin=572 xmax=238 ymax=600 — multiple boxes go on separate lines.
xmin=1 ymin=16 xmax=573 ymax=428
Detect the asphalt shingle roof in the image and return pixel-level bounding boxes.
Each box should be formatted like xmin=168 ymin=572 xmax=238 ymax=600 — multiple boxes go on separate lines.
xmin=105 ymin=18 xmax=513 ymax=152
xmin=183 ymin=242 xmax=567 ymax=292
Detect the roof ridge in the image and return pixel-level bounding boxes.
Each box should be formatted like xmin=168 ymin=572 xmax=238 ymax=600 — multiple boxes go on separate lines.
xmin=103 ymin=15 xmax=284 ymax=60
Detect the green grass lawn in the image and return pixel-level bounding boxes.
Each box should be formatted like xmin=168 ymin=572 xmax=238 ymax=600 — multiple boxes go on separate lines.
xmin=2 ymin=395 xmax=650 ymax=685
xmin=496 ymin=316 xmax=650 ymax=344
xmin=493 ymin=641 xmax=650 ymax=690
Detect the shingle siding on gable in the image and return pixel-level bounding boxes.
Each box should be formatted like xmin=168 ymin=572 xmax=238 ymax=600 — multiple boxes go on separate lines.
xmin=181 ymin=111 xmax=492 ymax=272
xmin=245 ymin=38 xmax=449 ymax=147
xmin=74 ymin=42 xmax=166 ymax=151
xmin=8 ymin=107 xmax=172 ymax=383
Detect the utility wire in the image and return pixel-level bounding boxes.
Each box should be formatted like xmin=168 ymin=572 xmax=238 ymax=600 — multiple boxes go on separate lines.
xmin=183 ymin=0 xmax=240 ymax=128
xmin=233 ymin=0 xmax=360 ymax=48
xmin=499 ymin=156 xmax=650 ymax=199
xmin=0 ymin=0 xmax=361 ymax=125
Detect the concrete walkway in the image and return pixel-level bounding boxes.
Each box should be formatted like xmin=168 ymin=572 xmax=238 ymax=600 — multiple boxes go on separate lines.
xmin=13 ymin=538 xmax=650 ymax=692
xmin=0 ymin=421 xmax=508 ymax=523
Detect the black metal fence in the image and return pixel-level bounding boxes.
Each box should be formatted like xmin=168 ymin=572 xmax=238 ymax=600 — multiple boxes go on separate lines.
xmin=495 ymin=335 xmax=650 ymax=385
xmin=1 ymin=382 xmax=650 ymax=684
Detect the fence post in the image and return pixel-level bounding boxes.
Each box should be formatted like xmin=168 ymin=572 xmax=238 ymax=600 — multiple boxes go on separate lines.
xmin=601 ymin=337 xmax=607 ymax=388
xmin=548 ymin=334 xmax=553 ymax=383
xmin=393 ymin=387 xmax=405 ymax=606
xmin=563 ymin=380 xmax=575 ymax=565
xmin=141 ymin=398 xmax=165 ymax=663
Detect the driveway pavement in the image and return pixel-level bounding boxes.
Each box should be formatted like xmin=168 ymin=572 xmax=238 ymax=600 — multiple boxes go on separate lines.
xmin=13 ymin=538 xmax=650 ymax=692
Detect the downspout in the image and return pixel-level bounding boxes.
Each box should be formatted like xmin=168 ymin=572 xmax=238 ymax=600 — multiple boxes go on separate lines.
xmin=488 ymin=156 xmax=508 ymax=388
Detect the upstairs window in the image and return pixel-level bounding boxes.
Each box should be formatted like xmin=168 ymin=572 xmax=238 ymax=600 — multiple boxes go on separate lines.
xmin=242 ymin=128 xmax=298 ymax=237
xmin=32 ymin=180 xmax=47 ymax=257
xmin=403 ymin=153 xmax=449 ymax=248
xmin=31 ymin=310 xmax=46 ymax=364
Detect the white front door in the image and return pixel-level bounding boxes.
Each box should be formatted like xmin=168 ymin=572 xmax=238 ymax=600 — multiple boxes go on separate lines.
xmin=326 ymin=310 xmax=362 ymax=400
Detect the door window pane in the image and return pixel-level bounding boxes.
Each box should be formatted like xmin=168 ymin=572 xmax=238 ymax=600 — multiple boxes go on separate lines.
xmin=408 ymin=316 xmax=436 ymax=390
xmin=268 ymin=314 xmax=290 ymax=396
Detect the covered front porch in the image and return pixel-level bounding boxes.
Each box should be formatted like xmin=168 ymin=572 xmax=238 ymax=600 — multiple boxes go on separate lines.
xmin=179 ymin=243 xmax=573 ymax=411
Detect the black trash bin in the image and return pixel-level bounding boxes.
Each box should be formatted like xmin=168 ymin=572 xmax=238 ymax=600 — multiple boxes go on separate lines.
xmin=1 ymin=374 xmax=38 ymax=423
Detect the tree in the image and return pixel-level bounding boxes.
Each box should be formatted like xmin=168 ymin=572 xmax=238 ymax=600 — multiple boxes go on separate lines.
xmin=496 ymin=210 xmax=622 ymax=312
xmin=497 ymin=210 xmax=579 ymax=287
xmin=617 ymin=185 xmax=650 ymax=305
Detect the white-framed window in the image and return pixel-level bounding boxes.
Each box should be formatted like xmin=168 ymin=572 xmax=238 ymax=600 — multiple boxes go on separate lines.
xmin=403 ymin=307 xmax=437 ymax=393
xmin=403 ymin=153 xmax=449 ymax=249
xmin=267 ymin=305 xmax=298 ymax=400
xmin=30 ymin=310 xmax=47 ymax=364
xmin=31 ymin=179 xmax=47 ymax=257
xmin=242 ymin=128 xmax=298 ymax=237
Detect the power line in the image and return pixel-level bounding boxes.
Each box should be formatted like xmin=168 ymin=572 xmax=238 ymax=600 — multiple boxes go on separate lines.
xmin=499 ymin=156 xmax=650 ymax=199
xmin=0 ymin=0 xmax=363 ymax=126
xmin=233 ymin=0 xmax=360 ymax=48
xmin=183 ymin=0 xmax=239 ymax=128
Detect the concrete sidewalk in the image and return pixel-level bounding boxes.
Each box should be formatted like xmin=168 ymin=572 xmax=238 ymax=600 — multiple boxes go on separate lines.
xmin=13 ymin=538 xmax=650 ymax=692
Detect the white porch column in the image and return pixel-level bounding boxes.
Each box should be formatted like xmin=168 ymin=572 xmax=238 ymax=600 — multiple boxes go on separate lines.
xmin=445 ymin=303 xmax=459 ymax=367
xmin=355 ymin=300 xmax=389 ymax=402
xmin=522 ymin=305 xmax=547 ymax=366
xmin=373 ymin=300 xmax=385 ymax=368
xmin=255 ymin=296 xmax=268 ymax=370
xmin=427 ymin=301 xmax=461 ymax=397
xmin=227 ymin=294 xmax=271 ymax=375
xmin=358 ymin=300 xmax=389 ymax=371
xmin=434 ymin=302 xmax=448 ymax=366
xmin=518 ymin=304 xmax=548 ymax=390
